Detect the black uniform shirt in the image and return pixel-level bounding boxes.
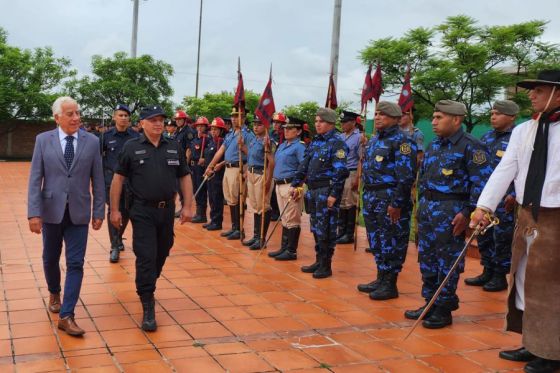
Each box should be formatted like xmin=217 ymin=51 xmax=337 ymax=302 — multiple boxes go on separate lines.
xmin=101 ymin=127 xmax=140 ymax=187
xmin=116 ymin=135 xmax=190 ymax=201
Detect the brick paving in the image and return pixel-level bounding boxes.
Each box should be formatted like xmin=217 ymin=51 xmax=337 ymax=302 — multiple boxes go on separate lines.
xmin=0 ymin=162 xmax=523 ymax=372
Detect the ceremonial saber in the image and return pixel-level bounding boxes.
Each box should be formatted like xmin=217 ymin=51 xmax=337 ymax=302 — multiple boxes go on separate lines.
xmin=193 ymin=174 xmax=213 ymax=201
xmin=403 ymin=215 xmax=499 ymax=340
xmin=251 ymin=196 xmax=293 ymax=271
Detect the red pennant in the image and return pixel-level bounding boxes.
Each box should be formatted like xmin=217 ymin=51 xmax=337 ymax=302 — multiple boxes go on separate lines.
xmin=361 ymin=65 xmax=374 ymax=113
xmin=398 ymin=66 xmax=414 ymax=113
xmin=234 ymin=58 xmax=245 ymax=110
xmin=371 ymin=64 xmax=383 ymax=103
xmin=255 ymin=70 xmax=276 ymax=129
xmin=325 ymin=72 xmax=338 ymax=109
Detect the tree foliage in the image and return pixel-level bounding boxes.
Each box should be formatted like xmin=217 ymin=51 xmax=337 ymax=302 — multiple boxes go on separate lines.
xmin=66 ymin=52 xmax=174 ymax=117
xmin=181 ymin=91 xmax=260 ymax=121
xmin=282 ymin=101 xmax=320 ymax=133
xmin=0 ymin=27 xmax=75 ymax=120
xmin=360 ymin=16 xmax=560 ymax=131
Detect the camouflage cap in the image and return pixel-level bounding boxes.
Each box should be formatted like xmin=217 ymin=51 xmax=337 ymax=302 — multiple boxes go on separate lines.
xmin=434 ymin=100 xmax=467 ymax=116
xmin=317 ymin=107 xmax=337 ymax=124
xmin=376 ymin=101 xmax=402 ymax=117
xmin=492 ymin=100 xmax=519 ymax=116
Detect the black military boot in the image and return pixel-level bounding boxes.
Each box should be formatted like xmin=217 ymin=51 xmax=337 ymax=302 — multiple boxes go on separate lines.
xmin=276 ymin=227 xmax=300 ymax=261
xmin=370 ymin=272 xmax=399 ymax=300
xmin=226 ymin=205 xmax=241 ymax=240
xmin=140 ymin=294 xmax=157 ymax=332
xmin=313 ymin=251 xmax=333 ymax=279
xmin=220 ymin=205 xmax=236 ymax=237
xmin=483 ymin=272 xmax=508 ymax=292
xmin=268 ymin=226 xmax=289 ymax=257
xmin=250 ymin=210 xmax=271 ymax=250
xmin=404 ymin=302 xmax=434 ymax=320
xmin=336 ymin=207 xmax=356 ymax=244
xmin=464 ymin=267 xmax=493 ymax=286
xmin=335 ymin=208 xmax=348 ymax=241
xmin=523 ymin=358 xmax=560 ymax=373
xmin=202 ymin=222 xmax=211 ymax=229
xmin=109 ymin=229 xmax=120 ymax=263
xmin=422 ymin=305 xmax=452 ymax=329
xmin=301 ymin=253 xmax=320 ymax=273
xmin=117 ymin=235 xmax=125 ymax=251
xmin=243 ymin=213 xmax=260 ymax=246
xmin=110 ymin=248 xmax=120 ymax=263
xmin=357 ymin=270 xmax=385 ymax=293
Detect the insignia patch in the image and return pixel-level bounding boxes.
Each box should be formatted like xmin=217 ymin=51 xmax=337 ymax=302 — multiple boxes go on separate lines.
xmin=108 ymin=140 xmax=117 ymax=144
xmin=195 ymin=144 xmax=200 ymax=150
xmin=167 ymin=159 xmax=180 ymax=166
xmin=336 ymin=149 xmax=346 ymax=159
xmin=375 ymin=155 xmax=384 ymax=162
xmin=442 ymin=168 xmax=453 ymax=176
xmin=496 ymin=150 xmax=505 ymax=158
xmin=134 ymin=150 xmax=147 ymax=155
xmin=473 ymin=150 xmax=487 ymax=165
xmin=166 ymin=149 xmax=177 ymax=154
xmin=400 ymin=143 xmax=411 ymax=155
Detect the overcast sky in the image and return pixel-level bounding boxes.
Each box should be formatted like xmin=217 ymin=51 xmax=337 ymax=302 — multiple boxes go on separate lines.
xmin=1 ymin=0 xmax=559 ymax=113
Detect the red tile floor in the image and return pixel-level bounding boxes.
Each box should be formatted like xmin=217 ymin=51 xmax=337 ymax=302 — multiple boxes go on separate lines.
xmin=0 ymin=162 xmax=524 ymax=372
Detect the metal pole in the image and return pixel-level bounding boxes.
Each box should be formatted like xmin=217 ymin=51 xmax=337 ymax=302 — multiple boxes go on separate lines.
xmin=330 ymin=0 xmax=342 ymax=88
xmin=131 ymin=0 xmax=139 ymax=58
xmin=195 ymin=0 xmax=203 ymax=98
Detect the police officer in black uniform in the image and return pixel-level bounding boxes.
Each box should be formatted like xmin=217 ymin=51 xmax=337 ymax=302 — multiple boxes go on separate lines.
xmin=110 ymin=105 xmax=192 ymax=332
xmin=101 ymin=104 xmax=139 ymax=263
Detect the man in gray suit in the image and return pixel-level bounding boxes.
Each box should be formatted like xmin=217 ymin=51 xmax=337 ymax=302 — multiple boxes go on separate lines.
xmin=28 ymin=96 xmax=105 ymax=336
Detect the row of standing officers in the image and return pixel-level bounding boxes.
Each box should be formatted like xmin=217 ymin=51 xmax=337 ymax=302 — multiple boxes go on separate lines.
xmin=101 ymin=98 xmax=518 ymax=331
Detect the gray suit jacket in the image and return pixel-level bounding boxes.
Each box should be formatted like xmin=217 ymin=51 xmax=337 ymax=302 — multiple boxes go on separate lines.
xmin=28 ymin=128 xmax=105 ymax=224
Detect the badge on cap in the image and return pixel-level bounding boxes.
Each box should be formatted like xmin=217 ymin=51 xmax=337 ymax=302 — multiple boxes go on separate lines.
xmin=496 ymin=150 xmax=505 ymax=158
xmin=375 ymin=155 xmax=384 ymax=162
xmin=473 ymin=150 xmax=487 ymax=165
xmin=336 ymin=149 xmax=346 ymax=159
xmin=400 ymin=143 xmax=411 ymax=155
xmin=442 ymin=168 xmax=453 ymax=176
xmin=195 ymin=144 xmax=200 ymax=150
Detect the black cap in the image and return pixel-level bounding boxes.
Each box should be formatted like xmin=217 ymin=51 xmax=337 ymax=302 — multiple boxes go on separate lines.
xmin=139 ymin=105 xmax=167 ymax=120
xmin=517 ymin=69 xmax=560 ymax=89
xmin=284 ymin=117 xmax=304 ymax=129
xmin=114 ymin=104 xmax=131 ymax=114
xmin=340 ymin=110 xmax=360 ymax=122
xmin=165 ymin=119 xmax=177 ymax=126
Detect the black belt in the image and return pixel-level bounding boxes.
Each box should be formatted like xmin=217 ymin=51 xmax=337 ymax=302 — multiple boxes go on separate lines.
xmin=135 ymin=198 xmax=175 ymax=208
xmin=306 ymin=179 xmax=330 ymax=190
xmin=422 ymin=190 xmax=468 ymax=201
xmin=248 ymin=166 xmax=264 ymax=174
xmin=225 ymin=162 xmax=246 ymax=168
xmin=274 ymin=177 xmax=294 ymax=185
xmin=348 ymin=168 xmax=358 ymax=172
xmin=364 ymin=184 xmax=394 ymax=191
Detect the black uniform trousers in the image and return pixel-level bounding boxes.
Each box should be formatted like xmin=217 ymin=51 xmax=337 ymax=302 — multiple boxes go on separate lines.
xmin=106 ymin=186 xmax=130 ymax=246
xmin=129 ymin=202 xmax=175 ymax=296
xmin=207 ymin=169 xmax=225 ymax=226
xmin=191 ymin=163 xmax=207 ymax=210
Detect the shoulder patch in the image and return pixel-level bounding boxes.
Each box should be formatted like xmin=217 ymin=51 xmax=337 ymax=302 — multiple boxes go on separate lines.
xmin=336 ymin=149 xmax=346 ymax=159
xmin=399 ymin=143 xmax=411 ymax=155
xmin=473 ymin=150 xmax=487 ymax=165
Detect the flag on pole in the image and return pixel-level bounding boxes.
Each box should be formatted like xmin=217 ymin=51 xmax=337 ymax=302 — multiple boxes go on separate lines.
xmin=371 ymin=63 xmax=383 ymax=103
xmin=255 ymin=67 xmax=275 ymax=129
xmin=361 ymin=64 xmax=374 ymax=113
xmin=234 ymin=57 xmax=245 ymax=110
xmin=398 ymin=66 xmax=414 ymax=113
xmin=325 ymin=71 xmax=338 ymax=109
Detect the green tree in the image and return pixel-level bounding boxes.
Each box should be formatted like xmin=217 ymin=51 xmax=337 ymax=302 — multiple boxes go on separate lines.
xmin=360 ymin=16 xmax=560 ymax=132
xmin=282 ymin=101 xmax=320 ymax=133
xmin=181 ymin=91 xmax=260 ymax=121
xmin=66 ymin=52 xmax=174 ymax=117
xmin=0 ymin=27 xmax=75 ymax=120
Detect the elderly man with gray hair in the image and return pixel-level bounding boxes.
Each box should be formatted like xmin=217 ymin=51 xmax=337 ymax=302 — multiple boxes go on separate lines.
xmin=28 ymin=96 xmax=105 ymax=336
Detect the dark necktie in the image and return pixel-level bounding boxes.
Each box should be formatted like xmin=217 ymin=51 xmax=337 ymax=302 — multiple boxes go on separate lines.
xmin=523 ymin=113 xmax=554 ymax=221
xmin=64 ymin=135 xmax=75 ymax=170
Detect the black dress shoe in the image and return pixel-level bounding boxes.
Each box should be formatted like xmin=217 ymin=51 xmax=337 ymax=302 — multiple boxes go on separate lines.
xmin=524 ymin=357 xmax=560 ymax=373
xmin=421 ymin=306 xmax=452 ymax=329
xmin=220 ymin=229 xmax=235 ymax=237
xmin=499 ymin=347 xmax=536 ymax=362
xmin=206 ymin=223 xmax=222 ymax=231
xmin=226 ymin=230 xmax=241 ymax=240
xmin=110 ymin=249 xmax=120 ymax=263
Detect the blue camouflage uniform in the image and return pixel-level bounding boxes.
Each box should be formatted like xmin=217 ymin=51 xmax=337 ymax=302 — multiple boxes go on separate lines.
xmin=292 ymin=128 xmax=349 ymax=266
xmin=188 ymin=134 xmax=209 ymax=212
xmin=204 ymin=136 xmax=225 ymax=227
xmin=417 ymin=127 xmax=492 ymax=310
xmin=362 ymin=125 xmax=417 ymax=274
xmin=101 ymin=127 xmax=140 ymax=249
xmin=477 ymin=127 xmax=515 ymax=273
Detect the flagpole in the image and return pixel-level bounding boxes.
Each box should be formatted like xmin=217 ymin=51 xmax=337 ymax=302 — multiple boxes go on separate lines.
xmin=237 ymin=57 xmax=245 ymax=242
xmin=353 ymin=103 xmax=366 ymax=252
xmin=259 ymin=65 xmax=272 ymax=249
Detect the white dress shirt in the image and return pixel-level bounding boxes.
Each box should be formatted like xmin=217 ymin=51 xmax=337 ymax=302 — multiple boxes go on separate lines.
xmin=477 ymin=118 xmax=560 ymax=211
xmin=58 ymin=127 xmax=78 ymax=154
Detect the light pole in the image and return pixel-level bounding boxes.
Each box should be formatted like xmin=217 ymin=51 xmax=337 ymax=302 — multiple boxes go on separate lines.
xmin=131 ymin=0 xmax=140 ymax=58
xmin=330 ymin=0 xmax=342 ymax=87
xmin=195 ymin=0 xmax=203 ymax=98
